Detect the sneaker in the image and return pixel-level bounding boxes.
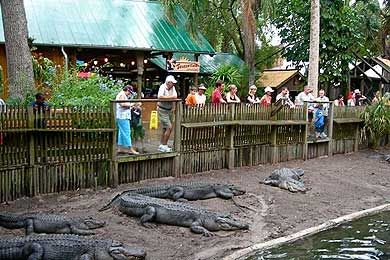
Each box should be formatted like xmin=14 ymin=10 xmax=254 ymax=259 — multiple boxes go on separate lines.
xmin=320 ymin=132 xmax=327 ymax=138
xmin=315 ymin=132 xmax=321 ymax=139
xmin=157 ymin=144 xmax=165 ymax=152
xmin=158 ymin=145 xmax=173 ymax=153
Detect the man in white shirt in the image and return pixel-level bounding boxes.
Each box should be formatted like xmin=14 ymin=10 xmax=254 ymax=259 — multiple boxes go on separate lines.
xmin=296 ymin=86 xmax=315 ymax=121
xmin=157 ymin=75 xmax=178 ymax=152
xmin=195 ymin=84 xmax=207 ymax=107
xmin=276 ymin=87 xmax=295 ymax=108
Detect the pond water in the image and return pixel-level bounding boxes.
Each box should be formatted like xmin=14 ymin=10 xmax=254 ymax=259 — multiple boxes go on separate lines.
xmin=246 ymin=211 xmax=390 ymax=260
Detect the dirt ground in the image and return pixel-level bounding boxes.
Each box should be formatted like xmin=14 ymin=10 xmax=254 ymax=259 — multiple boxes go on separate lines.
xmin=1 ymin=149 xmax=389 ymax=260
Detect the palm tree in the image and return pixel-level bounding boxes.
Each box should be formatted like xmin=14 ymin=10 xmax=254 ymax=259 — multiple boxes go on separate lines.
xmin=308 ymin=0 xmax=320 ymax=97
xmin=0 ymin=0 xmax=34 ymax=100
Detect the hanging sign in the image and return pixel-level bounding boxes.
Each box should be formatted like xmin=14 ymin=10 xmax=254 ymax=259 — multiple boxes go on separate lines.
xmin=166 ymin=57 xmax=200 ymax=73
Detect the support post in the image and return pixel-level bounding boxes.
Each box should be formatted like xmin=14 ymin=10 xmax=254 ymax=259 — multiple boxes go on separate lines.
xmin=136 ymin=52 xmax=144 ymax=98
xmin=327 ymin=102 xmax=334 ymax=157
xmin=226 ymin=104 xmax=235 ymax=169
xmin=174 ymin=101 xmax=182 ymax=177
xmin=193 ymin=54 xmax=199 ymax=87
xmin=109 ymin=101 xmax=118 ymax=187
xmin=303 ymin=103 xmax=308 ymax=160
xmin=27 ymin=107 xmax=35 ymax=196
xmin=270 ymin=105 xmax=278 ymax=164
xmin=354 ymin=123 xmax=360 ymax=152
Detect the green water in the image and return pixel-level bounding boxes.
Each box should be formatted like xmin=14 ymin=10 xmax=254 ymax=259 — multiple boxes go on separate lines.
xmin=246 ymin=211 xmax=390 ymax=260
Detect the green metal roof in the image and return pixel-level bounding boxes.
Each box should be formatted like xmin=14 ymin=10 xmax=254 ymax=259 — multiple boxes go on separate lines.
xmin=150 ymin=52 xmax=245 ymax=74
xmin=0 ymin=0 xmax=214 ymax=54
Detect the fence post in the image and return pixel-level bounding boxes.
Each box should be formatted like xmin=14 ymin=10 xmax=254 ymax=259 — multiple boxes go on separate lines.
xmin=27 ymin=106 xmax=35 ymax=196
xmin=226 ymin=104 xmax=235 ymax=169
xmin=174 ymin=101 xmax=182 ymax=177
xmin=327 ymin=102 xmax=334 ymax=157
xmin=270 ymin=104 xmax=278 ymax=164
xmin=302 ymin=103 xmax=308 ymax=160
xmin=109 ymin=101 xmax=118 ymax=187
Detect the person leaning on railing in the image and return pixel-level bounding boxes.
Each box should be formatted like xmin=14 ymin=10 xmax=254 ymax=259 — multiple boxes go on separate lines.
xmin=211 ymin=80 xmax=227 ymax=104
xmin=115 ymin=85 xmax=139 ymax=155
xmin=195 ymin=84 xmax=207 ymax=107
xmin=246 ymin=85 xmax=260 ymax=104
xmin=225 ymin=84 xmax=241 ymax=103
xmin=260 ymin=86 xmax=274 ymax=107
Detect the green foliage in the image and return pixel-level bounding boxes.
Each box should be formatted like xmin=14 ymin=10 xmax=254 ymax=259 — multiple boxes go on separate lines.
xmin=361 ymin=93 xmax=390 ymax=148
xmin=32 ymin=55 xmax=56 ymax=87
xmin=274 ymin=0 xmax=381 ymax=87
xmin=49 ymin=69 xmax=123 ymax=107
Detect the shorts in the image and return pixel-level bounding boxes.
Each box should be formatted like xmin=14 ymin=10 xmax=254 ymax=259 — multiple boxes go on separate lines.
xmin=158 ymin=107 xmax=173 ymax=129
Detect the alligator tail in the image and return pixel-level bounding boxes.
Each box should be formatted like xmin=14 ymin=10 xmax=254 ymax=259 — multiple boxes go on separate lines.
xmin=99 ymin=192 xmax=126 ymax=211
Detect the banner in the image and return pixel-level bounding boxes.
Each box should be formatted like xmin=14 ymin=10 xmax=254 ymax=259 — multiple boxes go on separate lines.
xmin=166 ymin=57 xmax=200 ymax=73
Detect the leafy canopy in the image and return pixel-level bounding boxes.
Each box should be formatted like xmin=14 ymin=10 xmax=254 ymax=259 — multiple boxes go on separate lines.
xmin=274 ymin=0 xmax=381 ymax=87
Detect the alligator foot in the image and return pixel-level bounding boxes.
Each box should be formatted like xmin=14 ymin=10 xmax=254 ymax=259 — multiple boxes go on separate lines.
xmin=141 ymin=222 xmax=157 ymax=229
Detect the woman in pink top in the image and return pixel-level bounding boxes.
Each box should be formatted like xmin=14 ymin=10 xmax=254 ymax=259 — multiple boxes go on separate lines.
xmin=260 ymin=86 xmax=274 ymax=107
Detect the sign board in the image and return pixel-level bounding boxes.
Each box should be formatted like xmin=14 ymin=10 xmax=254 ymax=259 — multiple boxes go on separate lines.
xmin=166 ymin=57 xmax=200 ymax=73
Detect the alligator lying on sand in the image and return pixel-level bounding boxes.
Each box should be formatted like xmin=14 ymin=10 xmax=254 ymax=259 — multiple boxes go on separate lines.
xmin=100 ymin=182 xmax=245 ymax=211
xmin=0 ymin=234 xmax=146 ymax=260
xmin=262 ymin=168 xmax=306 ymax=193
xmin=107 ymin=193 xmax=249 ymax=236
xmin=0 ymin=212 xmax=105 ymax=235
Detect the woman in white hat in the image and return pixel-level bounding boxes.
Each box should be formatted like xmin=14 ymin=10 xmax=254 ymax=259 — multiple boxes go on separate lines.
xmin=353 ymin=89 xmax=367 ymax=106
xmin=195 ymin=84 xmax=207 ymax=107
xmin=260 ymin=86 xmax=274 ymax=107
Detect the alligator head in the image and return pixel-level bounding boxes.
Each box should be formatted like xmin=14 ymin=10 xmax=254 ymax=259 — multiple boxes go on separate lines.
xmin=205 ymin=216 xmax=249 ymax=231
xmin=82 ymin=217 xmax=106 ymax=229
xmin=217 ymin=184 xmax=246 ymax=196
xmin=109 ymin=240 xmax=146 ymax=260
xmin=279 ymin=179 xmax=306 ymax=193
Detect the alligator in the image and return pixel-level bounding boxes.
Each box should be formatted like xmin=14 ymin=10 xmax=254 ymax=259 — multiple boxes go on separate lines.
xmin=110 ymin=193 xmax=249 ymax=237
xmin=262 ymin=168 xmax=306 ymax=193
xmin=0 ymin=212 xmax=105 ymax=235
xmin=0 ymin=234 xmax=146 ymax=260
xmin=100 ymin=182 xmax=245 ymax=211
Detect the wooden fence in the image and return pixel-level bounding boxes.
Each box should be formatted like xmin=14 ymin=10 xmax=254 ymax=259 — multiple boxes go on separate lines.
xmin=0 ymin=102 xmax=376 ymax=202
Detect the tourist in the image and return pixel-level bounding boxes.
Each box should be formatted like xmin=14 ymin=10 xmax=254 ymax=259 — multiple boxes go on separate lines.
xmin=31 ymin=92 xmax=49 ymax=112
xmin=116 ymin=85 xmax=139 ymax=155
xmin=314 ymin=104 xmax=326 ymax=139
xmin=276 ymin=87 xmax=295 ymax=108
xmin=225 ymin=84 xmax=240 ymax=103
xmin=185 ymin=86 xmax=197 ymax=107
xmin=295 ymin=86 xmax=315 ymax=121
xmin=334 ymin=94 xmax=345 ymax=106
xmin=211 ymin=80 xmax=226 ymax=104
xmin=157 ymin=75 xmax=178 ymax=153
xmin=246 ymin=85 xmax=260 ymax=104
xmin=347 ymin=91 xmax=355 ymax=106
xmin=353 ymin=89 xmax=367 ymax=106
xmin=195 ymin=84 xmax=207 ymax=107
xmin=0 ymin=97 xmax=5 ymax=112
xmin=260 ymin=86 xmax=274 ymax=107
xmin=371 ymin=90 xmax=381 ymax=105
xmin=316 ymin=89 xmax=329 ymax=123
xmin=131 ymin=102 xmax=145 ymax=153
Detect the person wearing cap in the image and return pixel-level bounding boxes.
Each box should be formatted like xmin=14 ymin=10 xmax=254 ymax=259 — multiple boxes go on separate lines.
xmin=260 ymin=86 xmax=274 ymax=107
xmin=185 ymin=86 xmax=197 ymax=107
xmin=195 ymin=84 xmax=207 ymax=107
xmin=115 ymin=85 xmax=139 ymax=155
xmin=157 ymin=75 xmax=178 ymax=152
xmin=225 ymin=84 xmax=241 ymax=103
xmin=246 ymin=85 xmax=260 ymax=104
xmin=212 ymin=80 xmax=227 ymax=104
xmin=353 ymin=89 xmax=367 ymax=106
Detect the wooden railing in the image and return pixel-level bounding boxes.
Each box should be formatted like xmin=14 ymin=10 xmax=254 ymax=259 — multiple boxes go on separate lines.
xmin=0 ymin=102 xmax=369 ymax=202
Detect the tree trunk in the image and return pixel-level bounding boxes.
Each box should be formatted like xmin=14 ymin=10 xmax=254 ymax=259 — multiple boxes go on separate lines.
xmin=308 ymin=0 xmax=320 ymax=97
xmin=241 ymin=0 xmax=256 ymax=86
xmin=0 ymin=0 xmax=34 ymax=100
